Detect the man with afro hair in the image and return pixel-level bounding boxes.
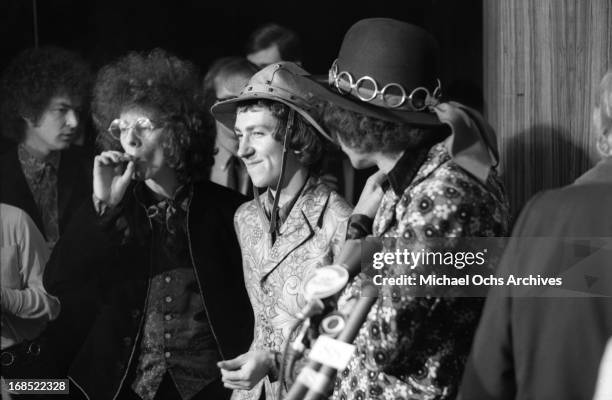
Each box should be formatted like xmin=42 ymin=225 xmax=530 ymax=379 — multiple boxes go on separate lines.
xmin=0 ymin=46 xmax=93 ymax=249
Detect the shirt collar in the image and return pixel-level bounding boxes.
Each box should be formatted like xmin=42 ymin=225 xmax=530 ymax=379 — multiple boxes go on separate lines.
xmin=261 ymin=174 xmax=311 ymax=230
xmin=574 ymin=157 xmax=612 ymax=185
xmin=134 ymin=182 xmax=191 ymax=212
xmin=386 ymin=145 xmax=433 ymax=195
xmin=18 ymin=144 xmax=61 ymax=174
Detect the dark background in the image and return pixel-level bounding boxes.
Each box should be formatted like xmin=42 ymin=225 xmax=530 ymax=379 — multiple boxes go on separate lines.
xmin=0 ymin=0 xmax=483 ymax=161
xmin=0 ymin=0 xmax=483 ymax=95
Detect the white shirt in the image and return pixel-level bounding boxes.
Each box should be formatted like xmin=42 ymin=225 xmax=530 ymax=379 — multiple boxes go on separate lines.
xmin=593 ymin=337 xmax=612 ymax=400
xmin=1 ymin=203 xmax=60 ymax=350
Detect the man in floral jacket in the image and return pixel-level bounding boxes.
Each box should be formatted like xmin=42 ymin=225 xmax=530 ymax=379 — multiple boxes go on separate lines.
xmin=318 ymin=19 xmax=510 ymax=399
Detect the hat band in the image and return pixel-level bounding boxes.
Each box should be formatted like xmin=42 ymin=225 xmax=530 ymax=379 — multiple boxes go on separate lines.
xmin=328 ymin=59 xmax=441 ymax=112
xmin=242 ymin=83 xmax=314 ymax=111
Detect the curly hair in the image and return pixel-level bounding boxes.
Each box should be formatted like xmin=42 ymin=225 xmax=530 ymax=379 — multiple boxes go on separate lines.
xmin=593 ymin=70 xmax=612 ymax=157
xmin=93 ymin=48 xmax=213 ymax=184
xmin=321 ymin=101 xmax=448 ymax=154
xmin=236 ymin=99 xmax=325 ymax=170
xmin=0 ymin=46 xmax=92 ymax=143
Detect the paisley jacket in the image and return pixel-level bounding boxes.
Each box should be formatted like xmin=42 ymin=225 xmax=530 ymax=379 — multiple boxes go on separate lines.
xmin=233 ymin=176 xmax=352 ymax=400
xmin=334 ymin=142 xmax=510 ymax=400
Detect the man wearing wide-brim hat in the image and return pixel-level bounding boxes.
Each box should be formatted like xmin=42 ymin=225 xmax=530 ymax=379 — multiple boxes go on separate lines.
xmin=317 ymin=18 xmax=510 ymax=399
xmin=212 ymin=62 xmax=351 ymax=400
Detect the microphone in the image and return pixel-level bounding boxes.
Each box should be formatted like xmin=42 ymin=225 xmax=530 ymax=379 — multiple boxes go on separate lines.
xmin=295 ymin=299 xmax=325 ymax=321
xmin=282 ymin=267 xmax=348 ymax=386
xmin=334 ymin=238 xmax=383 ymax=279
xmin=284 ymin=284 xmax=379 ymax=400
xmin=302 ymin=264 xmax=349 ymax=302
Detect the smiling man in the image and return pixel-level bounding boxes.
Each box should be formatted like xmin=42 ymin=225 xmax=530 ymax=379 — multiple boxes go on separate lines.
xmin=211 ymin=62 xmax=351 ymax=400
xmin=0 ymin=46 xmax=93 ymax=248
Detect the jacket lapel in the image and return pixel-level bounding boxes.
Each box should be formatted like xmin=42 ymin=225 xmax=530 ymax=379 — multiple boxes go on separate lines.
xmin=58 ymin=150 xmax=75 ymax=230
xmin=374 ymin=145 xmax=448 ymax=236
xmin=0 ymin=149 xmax=45 ymax=236
xmin=259 ymin=178 xmax=329 ymax=280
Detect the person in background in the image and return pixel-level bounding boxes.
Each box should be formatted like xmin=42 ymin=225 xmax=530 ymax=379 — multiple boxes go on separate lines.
xmin=459 ymin=71 xmax=612 ymax=400
xmin=0 ymin=47 xmax=93 ymax=249
xmin=245 ymin=23 xmax=302 ymax=68
xmin=1 ymin=203 xmax=60 ymax=397
xmin=203 ymin=57 xmax=258 ymax=195
xmin=43 ymin=49 xmax=253 ymax=400
xmin=317 ymin=18 xmax=509 ymax=399
xmin=212 ymin=62 xmax=351 ymax=400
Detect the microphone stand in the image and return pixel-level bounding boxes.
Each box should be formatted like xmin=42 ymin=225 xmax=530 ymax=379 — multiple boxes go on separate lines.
xmin=284 ymin=285 xmax=379 ymax=400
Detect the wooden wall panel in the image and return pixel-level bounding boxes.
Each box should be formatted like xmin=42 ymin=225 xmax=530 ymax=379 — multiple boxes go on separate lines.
xmin=484 ymin=0 xmax=612 ymax=218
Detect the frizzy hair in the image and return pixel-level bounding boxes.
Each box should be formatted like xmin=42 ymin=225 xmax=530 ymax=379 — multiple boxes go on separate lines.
xmin=236 ymin=99 xmax=324 ymax=169
xmin=93 ymin=48 xmax=213 ymax=183
xmin=321 ymin=100 xmax=448 ymax=154
xmin=0 ymin=46 xmax=92 ymax=143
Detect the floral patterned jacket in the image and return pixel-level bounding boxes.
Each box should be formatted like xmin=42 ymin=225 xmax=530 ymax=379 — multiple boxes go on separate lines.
xmin=233 ymin=176 xmax=352 ymax=400
xmin=334 ymin=142 xmax=510 ymax=400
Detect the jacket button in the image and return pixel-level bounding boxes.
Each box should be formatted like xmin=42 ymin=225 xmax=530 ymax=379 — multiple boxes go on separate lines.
xmin=123 ymin=337 xmax=132 ymax=347
xmin=131 ymin=309 xmax=140 ymax=319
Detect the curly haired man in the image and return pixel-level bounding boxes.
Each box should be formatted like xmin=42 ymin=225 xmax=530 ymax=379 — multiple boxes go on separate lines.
xmin=0 ymin=46 xmax=93 ymax=249
xmin=43 ymin=49 xmax=253 ymax=400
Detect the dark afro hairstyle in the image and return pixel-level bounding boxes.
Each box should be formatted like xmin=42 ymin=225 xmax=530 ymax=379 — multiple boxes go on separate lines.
xmin=93 ymin=48 xmax=213 ymax=184
xmin=0 ymin=46 xmax=92 ymax=143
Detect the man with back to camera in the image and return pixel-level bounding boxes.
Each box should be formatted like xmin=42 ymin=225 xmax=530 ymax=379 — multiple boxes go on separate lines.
xmin=458 ymin=70 xmax=612 ymax=400
xmin=316 ymin=18 xmax=510 ymax=399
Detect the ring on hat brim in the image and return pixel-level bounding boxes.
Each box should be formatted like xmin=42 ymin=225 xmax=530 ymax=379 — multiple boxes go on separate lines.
xmin=314 ymin=18 xmax=445 ymax=128
xmin=315 ymin=83 xmax=444 ymax=127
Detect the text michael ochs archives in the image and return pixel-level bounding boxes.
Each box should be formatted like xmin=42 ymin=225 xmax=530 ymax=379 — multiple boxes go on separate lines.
xmin=369 ymin=248 xmax=563 ymax=288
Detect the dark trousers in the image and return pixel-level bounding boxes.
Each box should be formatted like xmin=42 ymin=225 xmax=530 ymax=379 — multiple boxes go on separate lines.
xmin=118 ymin=373 xmax=230 ymax=400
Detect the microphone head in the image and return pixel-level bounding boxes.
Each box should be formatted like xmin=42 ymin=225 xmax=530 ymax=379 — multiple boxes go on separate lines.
xmin=303 ymin=264 xmax=349 ymax=301
xmin=320 ymin=313 xmax=346 ymax=336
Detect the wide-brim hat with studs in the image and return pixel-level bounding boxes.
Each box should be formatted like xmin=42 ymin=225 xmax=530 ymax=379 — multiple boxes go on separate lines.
xmin=323 ymin=18 xmax=444 ymax=127
xmin=211 ymin=62 xmax=334 ymax=142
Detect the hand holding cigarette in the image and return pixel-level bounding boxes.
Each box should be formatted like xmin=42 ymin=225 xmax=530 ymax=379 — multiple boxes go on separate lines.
xmin=93 ymin=150 xmax=136 ymax=207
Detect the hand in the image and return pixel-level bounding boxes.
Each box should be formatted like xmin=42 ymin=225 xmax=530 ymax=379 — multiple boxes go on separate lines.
xmin=217 ymin=350 xmax=274 ymax=390
xmin=353 ymin=170 xmax=386 ymax=218
xmin=93 ymin=151 xmax=135 ymax=207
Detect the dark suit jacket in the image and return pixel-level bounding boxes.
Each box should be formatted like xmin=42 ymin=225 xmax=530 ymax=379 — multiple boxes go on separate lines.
xmin=43 ymin=180 xmax=254 ymax=400
xmin=459 ymin=159 xmax=612 ymax=400
xmin=0 ymin=146 xmax=92 ymax=239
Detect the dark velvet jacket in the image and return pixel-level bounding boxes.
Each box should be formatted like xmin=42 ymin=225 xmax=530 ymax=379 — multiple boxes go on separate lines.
xmin=459 ymin=158 xmax=612 ymax=400
xmin=43 ymin=180 xmax=254 ymax=400
xmin=0 ymin=145 xmax=92 ymax=239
